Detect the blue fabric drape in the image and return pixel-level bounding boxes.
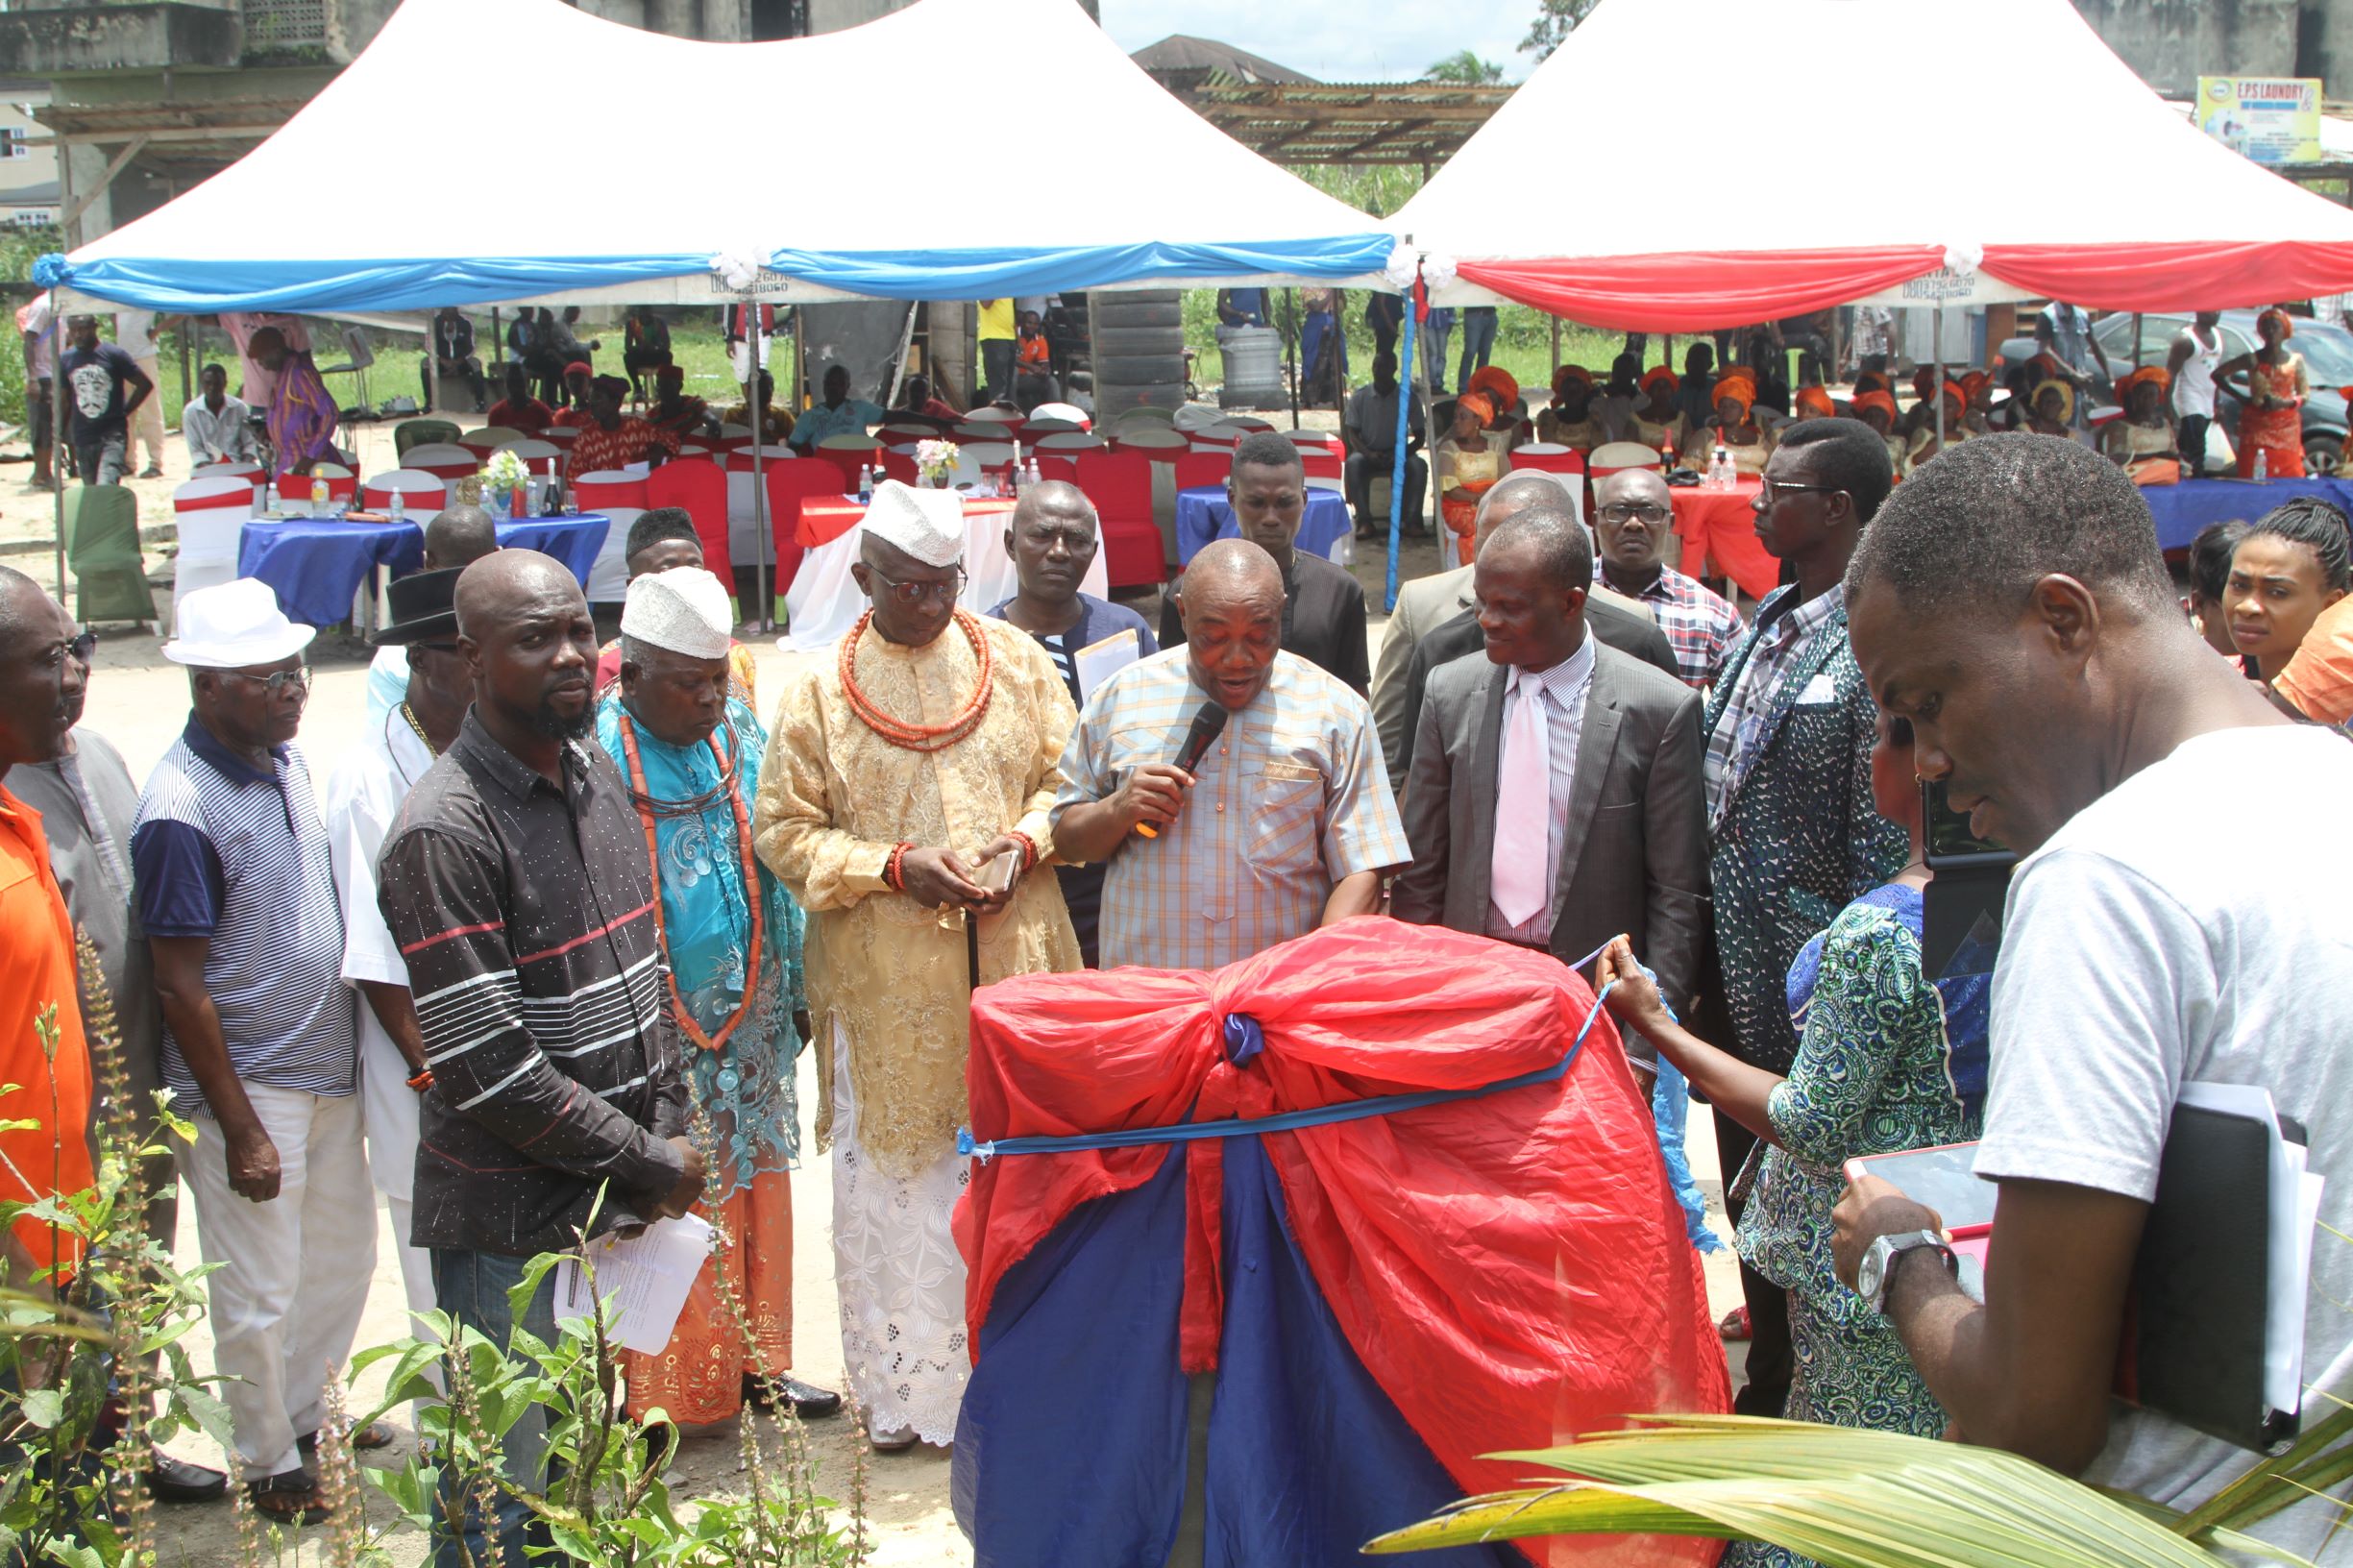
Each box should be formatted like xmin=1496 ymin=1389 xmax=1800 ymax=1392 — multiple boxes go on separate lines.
xmin=951 ymin=1140 xmax=1522 ymax=1568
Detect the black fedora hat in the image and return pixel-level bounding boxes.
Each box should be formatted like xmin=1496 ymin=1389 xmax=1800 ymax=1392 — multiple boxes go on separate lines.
xmin=374 ymin=567 xmax=462 ymax=647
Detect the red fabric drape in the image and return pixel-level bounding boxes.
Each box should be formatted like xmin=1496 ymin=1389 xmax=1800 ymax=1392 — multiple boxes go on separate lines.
xmin=1456 ymin=248 xmax=1945 ymax=332
xmin=959 ymin=917 xmax=1730 ymax=1549
xmin=1456 ymin=241 xmax=2353 ymax=331
xmin=1979 ymin=240 xmax=2353 ymax=313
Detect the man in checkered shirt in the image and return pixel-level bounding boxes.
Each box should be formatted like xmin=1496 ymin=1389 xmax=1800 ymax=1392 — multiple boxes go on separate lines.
xmin=1592 ymin=469 xmax=1746 ymax=689
xmin=1052 ymin=539 xmax=1409 ymax=971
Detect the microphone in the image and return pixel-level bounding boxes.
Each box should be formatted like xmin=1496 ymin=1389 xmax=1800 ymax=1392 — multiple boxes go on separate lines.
xmin=1135 ymin=701 xmax=1229 ymax=839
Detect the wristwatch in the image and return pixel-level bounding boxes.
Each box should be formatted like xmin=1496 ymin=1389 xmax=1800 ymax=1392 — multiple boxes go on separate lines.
xmin=1856 ymin=1229 xmax=1957 ymax=1315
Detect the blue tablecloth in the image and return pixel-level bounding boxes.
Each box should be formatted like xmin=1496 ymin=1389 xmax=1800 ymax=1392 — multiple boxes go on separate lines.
xmin=1174 ymin=485 xmax=1354 ymax=567
xmin=237 ymin=512 xmax=611 ymax=628
xmin=2144 ymin=478 xmax=2353 ymax=551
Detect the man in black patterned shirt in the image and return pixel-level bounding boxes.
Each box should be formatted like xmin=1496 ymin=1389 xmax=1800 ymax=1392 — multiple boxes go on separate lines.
xmin=378 ymin=551 xmax=702 ymax=1568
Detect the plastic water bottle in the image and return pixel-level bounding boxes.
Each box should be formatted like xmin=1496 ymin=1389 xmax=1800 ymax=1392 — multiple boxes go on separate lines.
xmin=856 ymin=464 xmax=873 ymax=503
xmin=310 ymin=476 xmax=329 ymax=511
xmin=2253 ymin=447 xmax=2269 ymax=482
xmin=388 ymin=490 xmax=405 ymax=524
xmin=1026 ymin=455 xmax=1042 ymax=490
xmin=262 ymin=478 xmax=277 ymax=513
xmin=1712 ymin=444 xmax=1731 ymax=491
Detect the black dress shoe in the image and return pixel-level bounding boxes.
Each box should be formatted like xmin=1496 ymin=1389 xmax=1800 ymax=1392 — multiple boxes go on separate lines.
xmin=744 ymin=1373 xmax=844 ymax=1419
xmin=146 ymin=1450 xmax=228 ymax=1504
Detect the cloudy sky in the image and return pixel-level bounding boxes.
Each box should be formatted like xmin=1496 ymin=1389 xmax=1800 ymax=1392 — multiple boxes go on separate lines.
xmin=1100 ymin=0 xmax=1533 ymax=83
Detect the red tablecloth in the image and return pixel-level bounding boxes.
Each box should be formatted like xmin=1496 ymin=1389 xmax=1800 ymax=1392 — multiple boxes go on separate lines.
xmin=1672 ymin=478 xmax=1777 ymax=601
xmin=797 ymin=492 xmax=1017 ymax=548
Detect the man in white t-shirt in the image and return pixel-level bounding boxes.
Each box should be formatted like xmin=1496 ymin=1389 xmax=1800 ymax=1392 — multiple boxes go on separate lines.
xmin=2167 ymin=310 xmax=2224 ymax=478
xmin=1835 ymin=432 xmax=2353 ymax=1560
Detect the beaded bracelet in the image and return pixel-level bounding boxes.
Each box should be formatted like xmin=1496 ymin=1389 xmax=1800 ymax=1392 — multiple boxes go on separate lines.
xmin=406 ymin=1068 xmax=435 ymax=1093
xmin=1007 ymin=829 xmax=1041 ymax=874
xmin=883 ymin=841 xmax=913 ymax=893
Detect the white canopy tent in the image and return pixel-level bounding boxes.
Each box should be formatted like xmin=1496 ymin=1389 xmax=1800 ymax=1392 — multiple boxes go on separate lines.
xmin=43 ymin=0 xmax=1394 ymax=314
xmin=1395 ymin=0 xmax=2353 ymax=326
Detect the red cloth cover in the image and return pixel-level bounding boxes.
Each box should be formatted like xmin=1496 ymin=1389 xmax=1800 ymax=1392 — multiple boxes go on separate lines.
xmin=1671 ymin=479 xmax=1777 ymax=600
xmin=959 ymin=917 xmax=1730 ymax=1551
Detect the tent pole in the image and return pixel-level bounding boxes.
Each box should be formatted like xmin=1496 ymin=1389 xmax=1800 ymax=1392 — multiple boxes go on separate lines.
xmin=2132 ymin=312 xmax=2145 ymax=369
xmin=1934 ymin=305 xmax=1946 ymax=451
xmin=427 ymin=307 xmax=440 ymax=415
xmin=1286 ymin=287 xmax=1301 ymax=431
xmin=490 ymin=306 xmax=502 ymax=373
xmin=884 ymin=301 xmax=917 ymax=413
xmin=1549 ymin=314 xmax=1560 ymax=382
xmin=51 ymin=318 xmax=65 ymax=602
xmin=1386 ymin=280 xmax=1417 ymax=616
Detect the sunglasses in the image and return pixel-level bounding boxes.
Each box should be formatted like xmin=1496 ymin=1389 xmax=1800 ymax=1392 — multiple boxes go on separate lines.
xmin=867 ymin=566 xmax=967 ymax=606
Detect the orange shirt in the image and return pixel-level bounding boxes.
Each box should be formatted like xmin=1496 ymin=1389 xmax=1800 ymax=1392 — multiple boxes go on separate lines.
xmin=0 ymin=785 xmax=94 ymax=1278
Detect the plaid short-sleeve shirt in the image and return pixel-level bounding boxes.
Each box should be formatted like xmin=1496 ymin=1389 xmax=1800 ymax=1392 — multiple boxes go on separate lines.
xmin=1053 ymin=649 xmax=1409 ymax=971
xmin=1628 ymin=566 xmax=1747 ymax=690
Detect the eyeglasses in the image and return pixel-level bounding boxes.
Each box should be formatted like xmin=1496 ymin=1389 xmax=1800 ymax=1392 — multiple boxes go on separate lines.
xmin=40 ymin=630 xmax=96 ymax=669
xmin=222 ymin=666 xmax=312 ymax=697
xmin=1596 ymin=503 xmax=1671 ymax=526
xmin=1760 ymin=478 xmax=1842 ymax=504
xmin=867 ymin=566 xmax=967 ymax=606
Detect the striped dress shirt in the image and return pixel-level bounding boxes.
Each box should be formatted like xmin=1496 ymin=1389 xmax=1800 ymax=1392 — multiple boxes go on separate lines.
xmin=132 ymin=718 xmax=356 ymax=1108
xmin=1054 ymin=648 xmax=1409 ymax=971
xmin=376 ymin=712 xmax=686 ymax=1258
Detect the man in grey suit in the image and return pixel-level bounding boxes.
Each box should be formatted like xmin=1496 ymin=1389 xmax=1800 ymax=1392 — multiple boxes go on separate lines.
xmin=1390 ymin=498 xmax=1709 ymax=1088
xmin=1373 ymin=470 xmax=1673 ymax=793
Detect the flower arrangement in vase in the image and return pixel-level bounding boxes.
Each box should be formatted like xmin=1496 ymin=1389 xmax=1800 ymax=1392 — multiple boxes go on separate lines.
xmin=483 ymin=449 xmax=529 ymax=506
xmin=915 ymin=439 xmax=961 ymax=488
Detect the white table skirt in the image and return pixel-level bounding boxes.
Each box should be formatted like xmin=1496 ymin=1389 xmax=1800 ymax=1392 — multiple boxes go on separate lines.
xmin=778 ymin=506 xmax=1110 ymax=653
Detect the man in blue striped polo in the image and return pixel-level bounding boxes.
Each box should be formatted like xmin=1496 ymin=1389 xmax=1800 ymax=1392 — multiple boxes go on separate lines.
xmin=131 ymin=578 xmax=375 ymax=1527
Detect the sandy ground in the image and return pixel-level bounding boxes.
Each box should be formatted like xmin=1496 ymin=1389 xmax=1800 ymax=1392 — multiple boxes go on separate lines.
xmin=15 ymin=414 xmax=1747 ymax=1565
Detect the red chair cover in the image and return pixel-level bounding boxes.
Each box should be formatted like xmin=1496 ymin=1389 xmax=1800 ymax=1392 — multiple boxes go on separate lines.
xmin=642 ymin=456 xmax=732 ymax=583
xmin=1299 ymin=450 xmax=1342 ymax=481
xmin=1100 ymin=516 xmax=1167 ymax=588
xmin=813 ymin=444 xmax=877 ymax=488
xmin=1508 ymin=446 xmax=1586 ymax=476
xmin=768 ymin=460 xmax=851 ymax=573
xmin=174 ymin=479 xmax=256 ymax=513
xmin=1036 ymin=453 xmax=1080 ymax=485
xmin=573 ymin=474 xmax=650 ymax=511
xmin=1174 ymin=452 xmax=1229 ymax=494
xmin=1075 ymin=451 xmax=1159 ymax=585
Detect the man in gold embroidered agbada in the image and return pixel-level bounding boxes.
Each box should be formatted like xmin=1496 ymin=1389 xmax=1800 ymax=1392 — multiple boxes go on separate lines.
xmin=753 ymin=480 xmax=1081 ymax=1451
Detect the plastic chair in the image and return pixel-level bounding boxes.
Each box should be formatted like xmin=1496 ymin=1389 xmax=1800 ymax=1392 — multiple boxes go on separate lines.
xmin=814 ymin=434 xmax=882 ymax=488
xmin=643 ymin=456 xmax=732 ymax=584
xmin=192 ymin=460 xmax=263 ymax=482
xmin=963 ymin=442 xmax=1017 ymax=479
xmin=360 ymin=470 xmax=449 ymax=520
xmin=1116 ymin=427 xmax=1188 ymax=463
xmin=961 ymin=407 xmax=1021 ymax=425
xmin=1300 ymin=448 xmax=1343 ymax=491
xmin=1029 ymin=402 xmax=1091 ymax=429
xmin=713 ymin=423 xmax=753 ymax=453
xmin=573 ymin=470 xmax=650 ymax=512
xmin=286 ymin=462 xmax=358 ymax=503
xmin=1587 ymin=441 xmax=1663 ymax=479
xmin=1192 ymin=423 xmax=1244 ymax=448
xmin=537 ymin=426 xmax=580 ymax=446
xmin=460 ymin=425 xmax=524 ymax=459
xmin=496 ymin=439 xmax=562 ymax=476
xmin=723 ymin=445 xmax=798 ymax=473
xmin=876 ymin=423 xmax=937 ymax=444
xmin=878 ymin=449 xmax=919 ymax=486
xmin=63 ymin=485 xmax=154 ymax=625
xmin=1073 ymin=450 xmax=1166 ymax=589
xmin=395 ymin=418 xmax=462 ymax=456
xmin=399 ymin=443 xmax=480 ymax=480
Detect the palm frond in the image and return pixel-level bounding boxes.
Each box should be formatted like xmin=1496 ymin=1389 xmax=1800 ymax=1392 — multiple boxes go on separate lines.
xmin=1365 ymin=1417 xmax=2236 ymax=1568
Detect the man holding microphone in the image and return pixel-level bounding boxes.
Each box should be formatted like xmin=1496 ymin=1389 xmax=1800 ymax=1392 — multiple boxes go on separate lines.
xmin=1053 ymin=537 xmax=1409 ymax=971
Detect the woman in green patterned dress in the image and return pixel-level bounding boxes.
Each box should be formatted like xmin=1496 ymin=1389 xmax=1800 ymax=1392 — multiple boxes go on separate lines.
xmin=1597 ymin=710 xmax=1990 ymax=1568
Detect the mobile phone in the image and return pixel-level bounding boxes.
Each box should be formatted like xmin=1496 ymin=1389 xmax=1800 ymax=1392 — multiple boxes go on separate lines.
xmin=975 ymin=848 xmax=1019 ymax=894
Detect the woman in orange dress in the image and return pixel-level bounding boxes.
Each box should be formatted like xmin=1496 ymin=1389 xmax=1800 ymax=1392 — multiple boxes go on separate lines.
xmin=1634 ymin=367 xmax=1681 ymax=453
xmin=1466 ymin=364 xmax=1526 ymax=448
xmin=1435 ymin=391 xmax=1508 ymax=566
xmin=2218 ymin=306 xmax=2309 ymax=478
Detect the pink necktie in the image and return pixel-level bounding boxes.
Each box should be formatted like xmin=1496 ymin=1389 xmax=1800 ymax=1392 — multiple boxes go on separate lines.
xmin=1491 ymin=670 xmax=1551 ymax=929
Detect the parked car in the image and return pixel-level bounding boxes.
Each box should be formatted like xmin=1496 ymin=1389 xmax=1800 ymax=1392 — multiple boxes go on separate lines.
xmin=2092 ymin=311 xmax=2353 ymax=476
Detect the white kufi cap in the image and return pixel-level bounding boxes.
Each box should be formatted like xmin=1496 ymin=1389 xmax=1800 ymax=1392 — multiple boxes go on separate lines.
xmin=864 ymin=478 xmax=965 ymax=569
xmin=620 ymin=567 xmax=733 ymax=660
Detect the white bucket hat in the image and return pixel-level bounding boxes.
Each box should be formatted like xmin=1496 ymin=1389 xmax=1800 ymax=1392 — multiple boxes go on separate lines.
xmin=162 ymin=578 xmax=316 ymax=669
